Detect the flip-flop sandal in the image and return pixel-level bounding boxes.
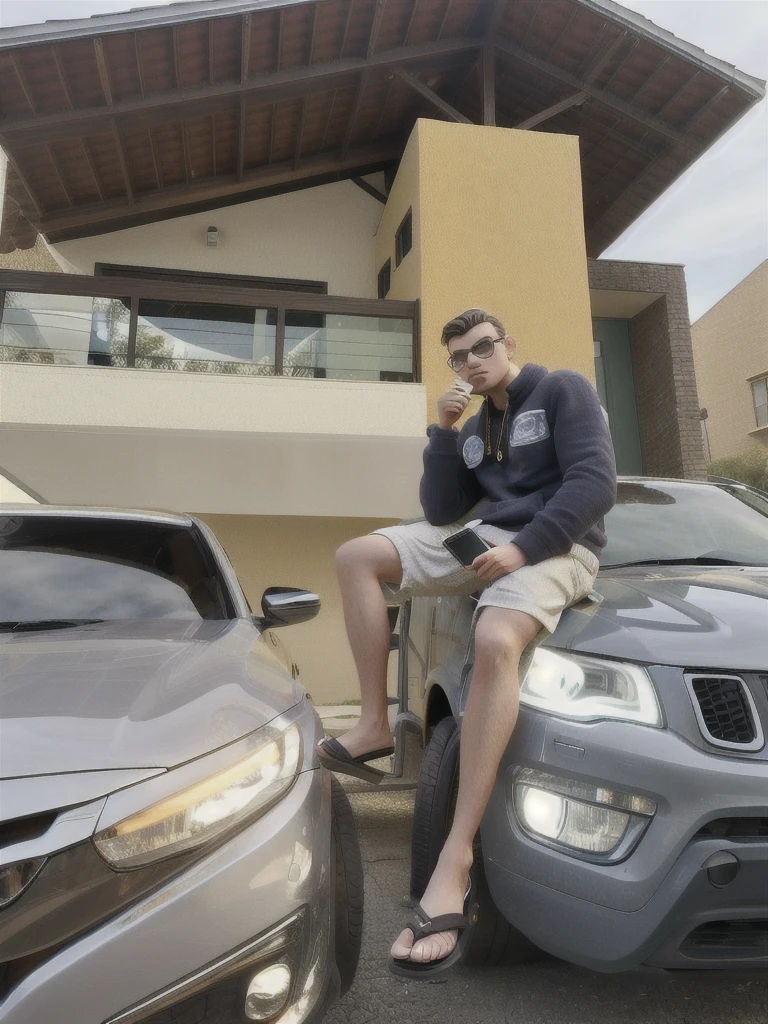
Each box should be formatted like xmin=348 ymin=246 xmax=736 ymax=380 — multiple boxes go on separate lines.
xmin=317 ymin=736 xmax=395 ymax=785
xmin=388 ymin=882 xmax=478 ymax=980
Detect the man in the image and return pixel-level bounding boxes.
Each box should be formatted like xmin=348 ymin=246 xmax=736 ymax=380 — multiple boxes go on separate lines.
xmin=318 ymin=308 xmax=617 ymax=976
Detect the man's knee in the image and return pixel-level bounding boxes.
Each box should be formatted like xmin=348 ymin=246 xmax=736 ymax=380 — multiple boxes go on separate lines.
xmin=474 ymin=608 xmax=541 ymax=662
xmin=335 ymin=535 xmax=402 ymax=583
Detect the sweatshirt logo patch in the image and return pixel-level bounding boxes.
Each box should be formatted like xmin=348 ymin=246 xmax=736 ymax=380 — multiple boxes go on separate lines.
xmin=462 ymin=435 xmax=485 ymax=469
xmin=510 ymin=409 xmax=549 ymax=447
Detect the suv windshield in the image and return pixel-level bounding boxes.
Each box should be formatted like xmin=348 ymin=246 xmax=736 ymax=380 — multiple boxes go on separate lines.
xmin=601 ymin=482 xmax=768 ymax=568
xmin=0 ymin=515 xmax=233 ymax=625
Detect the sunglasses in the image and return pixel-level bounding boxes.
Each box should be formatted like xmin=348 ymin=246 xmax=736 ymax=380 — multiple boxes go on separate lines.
xmin=446 ymin=336 xmax=504 ymax=373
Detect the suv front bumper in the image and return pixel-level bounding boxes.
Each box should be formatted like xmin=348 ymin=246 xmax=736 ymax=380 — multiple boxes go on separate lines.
xmin=482 ymin=706 xmax=768 ymax=972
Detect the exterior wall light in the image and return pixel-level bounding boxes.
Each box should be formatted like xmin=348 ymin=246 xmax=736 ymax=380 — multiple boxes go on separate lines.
xmin=206 ymin=226 xmax=218 ymax=247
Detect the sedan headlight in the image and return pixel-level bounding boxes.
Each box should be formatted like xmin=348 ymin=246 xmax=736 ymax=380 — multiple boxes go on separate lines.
xmin=94 ymin=724 xmax=302 ymax=869
xmin=519 ymin=648 xmax=661 ymax=726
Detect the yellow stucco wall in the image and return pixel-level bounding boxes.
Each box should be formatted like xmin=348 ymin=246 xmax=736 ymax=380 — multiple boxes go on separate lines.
xmin=691 ymin=260 xmax=768 ymax=459
xmin=376 ymin=119 xmax=594 ymax=428
xmin=198 ymin=513 xmax=400 ymax=705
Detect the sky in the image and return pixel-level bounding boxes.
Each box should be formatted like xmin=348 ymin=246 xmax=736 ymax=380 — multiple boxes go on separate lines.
xmin=0 ymin=0 xmax=766 ymax=322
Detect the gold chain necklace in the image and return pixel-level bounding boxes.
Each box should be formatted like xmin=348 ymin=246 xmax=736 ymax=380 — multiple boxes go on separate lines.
xmin=484 ymin=399 xmax=509 ymax=463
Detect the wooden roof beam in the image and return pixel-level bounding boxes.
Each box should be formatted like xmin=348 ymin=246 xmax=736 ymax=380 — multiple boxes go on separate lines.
xmin=368 ymin=1 xmax=387 ymax=60
xmin=172 ymin=26 xmax=182 ymax=90
xmin=241 ymin=13 xmax=251 ymax=85
xmin=515 ymin=91 xmax=587 ymax=130
xmin=37 ymin=141 xmax=404 ymax=237
xmin=482 ymin=43 xmax=495 ymax=125
xmin=237 ymin=95 xmax=246 ymax=180
xmin=112 ymin=121 xmax=133 ymax=203
xmin=352 ymin=176 xmax=387 ymax=203
xmin=52 ymin=47 xmax=74 ymax=109
xmin=133 ymin=33 xmax=146 ymax=97
xmin=493 ymin=36 xmax=699 ymax=152
xmin=9 ymin=53 xmax=37 ymax=113
xmin=2 ymin=37 xmax=483 ymax=147
xmin=340 ymin=0 xmax=355 ymax=59
xmin=294 ymin=97 xmax=307 ymax=170
xmin=93 ymin=38 xmax=113 ymax=107
xmin=393 ymin=67 xmax=472 ymax=123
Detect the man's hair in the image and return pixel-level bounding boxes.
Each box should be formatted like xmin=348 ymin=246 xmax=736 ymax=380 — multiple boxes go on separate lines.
xmin=441 ymin=308 xmax=506 ymax=347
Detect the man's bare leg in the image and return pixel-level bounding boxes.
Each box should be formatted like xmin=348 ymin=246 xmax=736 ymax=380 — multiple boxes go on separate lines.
xmin=391 ymin=606 xmax=542 ymax=963
xmin=316 ymin=536 xmax=403 ymax=759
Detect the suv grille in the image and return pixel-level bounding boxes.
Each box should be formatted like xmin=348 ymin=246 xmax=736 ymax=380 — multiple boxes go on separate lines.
xmin=680 ymin=920 xmax=768 ymax=961
xmin=685 ymin=673 xmax=763 ymax=752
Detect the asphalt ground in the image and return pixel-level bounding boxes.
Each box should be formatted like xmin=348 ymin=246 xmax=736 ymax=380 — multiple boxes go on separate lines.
xmin=323 ymin=787 xmax=768 ymax=1024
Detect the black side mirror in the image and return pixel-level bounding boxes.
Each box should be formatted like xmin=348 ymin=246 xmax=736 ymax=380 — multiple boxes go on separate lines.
xmin=257 ymin=587 xmax=321 ymax=628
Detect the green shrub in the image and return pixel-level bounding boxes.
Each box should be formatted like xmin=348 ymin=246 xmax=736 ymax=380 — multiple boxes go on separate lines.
xmin=708 ymin=445 xmax=768 ymax=491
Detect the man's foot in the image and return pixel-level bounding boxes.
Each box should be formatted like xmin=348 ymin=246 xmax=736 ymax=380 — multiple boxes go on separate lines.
xmin=390 ymin=844 xmax=474 ymax=964
xmin=316 ymin=720 xmax=393 ymax=761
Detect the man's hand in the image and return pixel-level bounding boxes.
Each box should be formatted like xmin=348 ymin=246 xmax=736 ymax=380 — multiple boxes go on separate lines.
xmin=470 ymin=542 xmax=528 ymax=582
xmin=437 ymin=384 xmax=472 ymax=430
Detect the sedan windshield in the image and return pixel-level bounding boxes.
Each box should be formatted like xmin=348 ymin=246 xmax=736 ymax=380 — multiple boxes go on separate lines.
xmin=601 ymin=482 xmax=768 ymax=568
xmin=0 ymin=516 xmax=233 ymax=625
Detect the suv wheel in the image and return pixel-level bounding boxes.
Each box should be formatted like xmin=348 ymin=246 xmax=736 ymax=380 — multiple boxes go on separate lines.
xmin=410 ymin=716 xmax=539 ymax=966
xmin=331 ymin=777 xmax=364 ymax=994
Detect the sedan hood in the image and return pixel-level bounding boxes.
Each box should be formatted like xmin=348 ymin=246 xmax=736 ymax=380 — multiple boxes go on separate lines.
xmin=551 ymin=565 xmax=768 ymax=670
xmin=0 ymin=619 xmax=303 ymax=778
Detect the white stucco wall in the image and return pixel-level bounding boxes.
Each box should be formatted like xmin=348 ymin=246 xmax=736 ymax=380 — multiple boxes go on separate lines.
xmin=51 ymin=176 xmax=386 ymax=298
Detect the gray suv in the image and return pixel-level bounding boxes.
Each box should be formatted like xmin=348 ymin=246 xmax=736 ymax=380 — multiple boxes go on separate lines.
xmin=395 ymin=477 xmax=768 ymax=972
xmin=0 ymin=506 xmax=362 ymax=1024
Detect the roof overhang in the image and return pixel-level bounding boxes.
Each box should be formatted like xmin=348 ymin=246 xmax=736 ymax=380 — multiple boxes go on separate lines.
xmin=0 ymin=0 xmax=763 ymax=257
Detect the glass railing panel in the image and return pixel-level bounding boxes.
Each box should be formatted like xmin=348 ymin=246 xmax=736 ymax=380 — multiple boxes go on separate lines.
xmin=282 ymin=314 xmax=414 ymax=381
xmin=0 ymin=292 xmax=131 ymax=366
xmin=135 ymin=298 xmax=276 ymax=374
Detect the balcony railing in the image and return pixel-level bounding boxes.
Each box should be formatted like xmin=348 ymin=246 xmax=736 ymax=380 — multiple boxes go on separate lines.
xmin=0 ymin=270 xmax=419 ymax=383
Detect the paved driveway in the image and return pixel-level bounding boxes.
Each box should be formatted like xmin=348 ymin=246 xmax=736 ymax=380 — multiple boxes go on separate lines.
xmin=324 ymin=788 xmax=768 ymax=1024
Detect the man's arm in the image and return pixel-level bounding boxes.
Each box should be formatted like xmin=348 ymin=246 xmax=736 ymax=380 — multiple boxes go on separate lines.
xmin=512 ymin=372 xmax=617 ymax=565
xmin=420 ymin=426 xmax=485 ymax=526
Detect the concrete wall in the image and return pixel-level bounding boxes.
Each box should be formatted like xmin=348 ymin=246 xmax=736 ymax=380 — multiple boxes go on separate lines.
xmin=198 ymin=512 xmax=399 ymax=705
xmin=51 ymin=177 xmax=385 ymax=298
xmin=376 ymin=119 xmax=594 ymax=428
xmin=0 ymin=235 xmax=60 ymax=272
xmin=691 ymin=260 xmax=768 ymax=460
xmin=588 ymin=259 xmax=706 ymax=479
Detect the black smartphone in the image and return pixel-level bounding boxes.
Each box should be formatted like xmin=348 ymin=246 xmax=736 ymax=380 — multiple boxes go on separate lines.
xmin=442 ymin=524 xmax=491 ymax=567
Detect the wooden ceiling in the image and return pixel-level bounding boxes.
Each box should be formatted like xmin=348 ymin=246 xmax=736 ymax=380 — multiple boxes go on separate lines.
xmin=0 ymin=0 xmax=763 ymax=257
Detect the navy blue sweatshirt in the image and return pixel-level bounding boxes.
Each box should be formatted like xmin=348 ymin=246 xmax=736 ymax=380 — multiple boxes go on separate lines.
xmin=419 ymin=363 xmax=617 ymax=565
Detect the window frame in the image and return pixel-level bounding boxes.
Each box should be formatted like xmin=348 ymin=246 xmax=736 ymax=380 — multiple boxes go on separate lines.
xmin=750 ymin=375 xmax=768 ymax=428
xmin=395 ymin=209 xmax=413 ymax=267
xmin=377 ymin=259 xmax=391 ymax=299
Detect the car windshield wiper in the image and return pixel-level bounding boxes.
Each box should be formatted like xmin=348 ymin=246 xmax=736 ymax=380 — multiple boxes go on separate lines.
xmin=603 ymin=556 xmax=768 ymax=569
xmin=0 ymin=619 xmax=107 ymax=633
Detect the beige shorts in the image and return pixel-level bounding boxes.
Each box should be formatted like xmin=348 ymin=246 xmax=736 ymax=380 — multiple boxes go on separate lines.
xmin=372 ymin=506 xmax=600 ymax=637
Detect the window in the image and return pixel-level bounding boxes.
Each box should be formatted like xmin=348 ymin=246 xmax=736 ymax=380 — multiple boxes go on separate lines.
xmin=751 ymin=376 xmax=768 ymax=428
xmin=395 ymin=209 xmax=412 ymax=266
xmin=378 ymin=259 xmax=391 ymax=299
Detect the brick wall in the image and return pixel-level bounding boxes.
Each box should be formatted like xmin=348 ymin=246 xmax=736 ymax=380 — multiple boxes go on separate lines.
xmin=588 ymin=259 xmax=707 ymax=480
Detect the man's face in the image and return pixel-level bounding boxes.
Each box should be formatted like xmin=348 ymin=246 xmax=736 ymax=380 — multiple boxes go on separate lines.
xmin=447 ymin=321 xmax=516 ymax=394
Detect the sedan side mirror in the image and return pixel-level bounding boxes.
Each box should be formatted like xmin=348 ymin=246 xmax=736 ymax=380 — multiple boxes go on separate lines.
xmin=257 ymin=587 xmax=321 ymax=628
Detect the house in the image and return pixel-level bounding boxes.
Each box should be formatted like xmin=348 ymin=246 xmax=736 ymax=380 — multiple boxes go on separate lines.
xmin=0 ymin=0 xmax=764 ymax=702
xmin=691 ymin=260 xmax=768 ymax=462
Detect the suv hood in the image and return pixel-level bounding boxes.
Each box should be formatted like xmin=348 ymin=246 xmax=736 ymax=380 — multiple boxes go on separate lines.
xmin=0 ymin=619 xmax=302 ymax=778
xmin=552 ymin=565 xmax=768 ymax=670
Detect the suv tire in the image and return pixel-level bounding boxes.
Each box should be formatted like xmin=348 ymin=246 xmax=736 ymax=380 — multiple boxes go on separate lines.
xmin=331 ymin=777 xmax=364 ymax=994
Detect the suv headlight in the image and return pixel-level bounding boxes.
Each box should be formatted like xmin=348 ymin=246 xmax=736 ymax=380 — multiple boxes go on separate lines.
xmin=520 ymin=648 xmax=661 ymax=726
xmin=94 ymin=724 xmax=302 ymax=869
